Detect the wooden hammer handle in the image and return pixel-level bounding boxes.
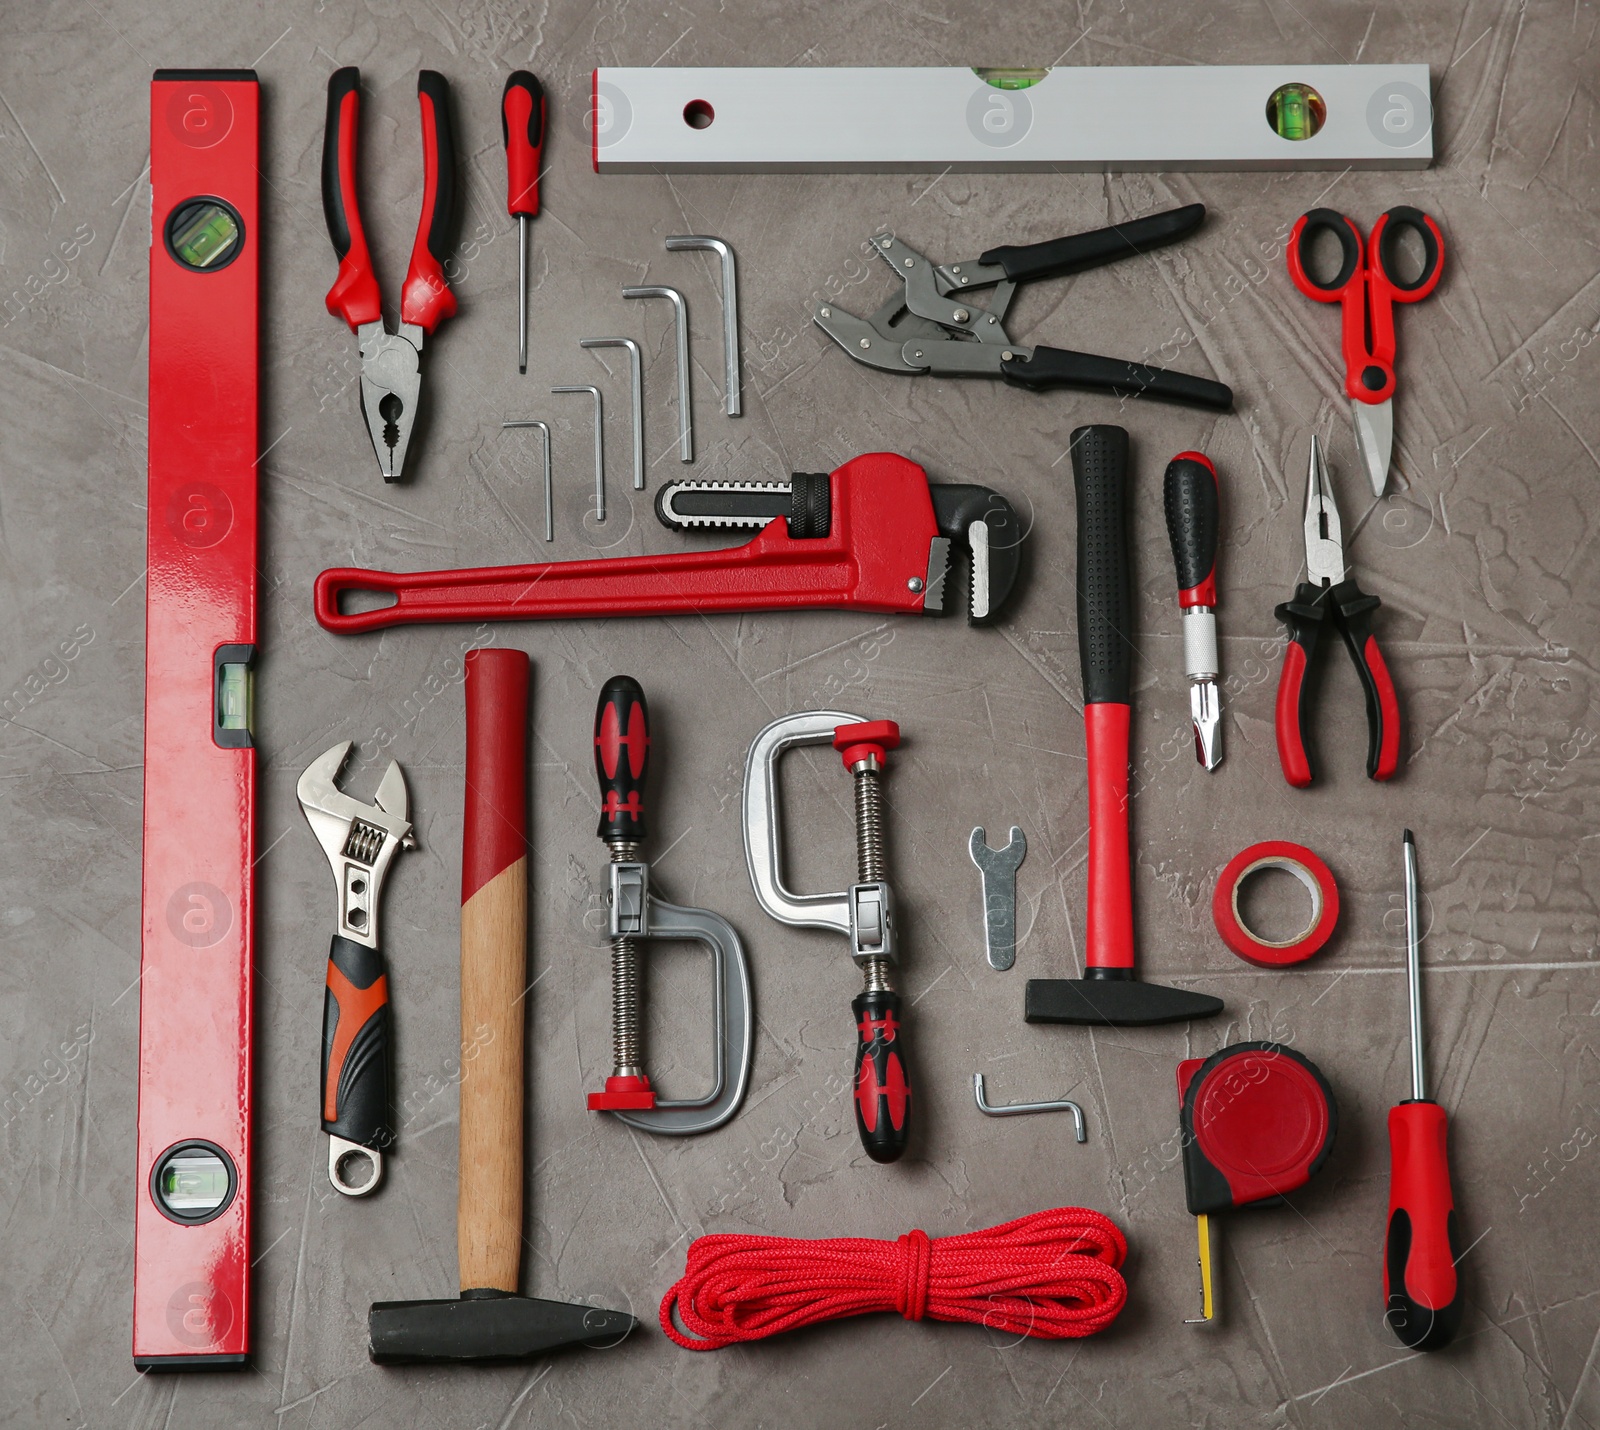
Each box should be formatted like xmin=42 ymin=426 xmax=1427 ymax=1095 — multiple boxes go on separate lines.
xmin=458 ymin=649 xmax=530 ymax=1294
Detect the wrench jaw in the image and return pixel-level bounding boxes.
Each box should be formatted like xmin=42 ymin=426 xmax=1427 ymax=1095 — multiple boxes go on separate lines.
xmin=928 ymin=484 xmax=1024 ymax=626
xmin=297 ymin=742 xmax=416 ymax=947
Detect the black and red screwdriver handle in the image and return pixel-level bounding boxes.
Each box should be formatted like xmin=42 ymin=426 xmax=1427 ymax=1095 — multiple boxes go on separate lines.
xmin=321 ymin=68 xmax=458 ymax=334
xmin=501 ymin=71 xmax=545 ymax=218
xmin=595 ymin=675 xmax=649 ymax=844
xmin=1163 ymin=452 xmax=1219 ymax=608
xmin=1385 ymin=1100 xmax=1464 ymax=1350
xmin=321 ymin=935 xmax=390 ymax=1149
xmin=1287 ymin=206 xmax=1445 ymax=404
xmin=1073 ymin=425 xmax=1136 ymax=976
xmin=1274 ymin=580 xmax=1401 ymax=787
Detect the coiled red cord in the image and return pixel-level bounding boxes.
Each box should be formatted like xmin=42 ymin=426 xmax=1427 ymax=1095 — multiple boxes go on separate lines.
xmin=660 ymin=1207 xmax=1128 ymax=1350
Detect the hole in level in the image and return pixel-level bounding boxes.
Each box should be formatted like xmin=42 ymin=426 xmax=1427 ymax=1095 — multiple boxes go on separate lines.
xmin=1266 ymin=82 xmax=1326 ymax=141
xmin=683 ymin=98 xmax=714 ymax=129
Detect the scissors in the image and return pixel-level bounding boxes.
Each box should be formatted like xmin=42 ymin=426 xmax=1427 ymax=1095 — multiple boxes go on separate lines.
xmin=1287 ymin=206 xmax=1445 ymax=497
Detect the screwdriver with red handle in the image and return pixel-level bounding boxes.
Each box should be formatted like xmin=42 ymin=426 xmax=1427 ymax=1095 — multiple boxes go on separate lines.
xmin=501 ymin=71 xmax=545 ymax=374
xmin=1384 ymin=829 xmax=1464 ymax=1350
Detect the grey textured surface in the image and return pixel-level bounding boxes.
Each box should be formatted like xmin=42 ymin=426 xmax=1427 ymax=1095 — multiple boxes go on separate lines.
xmin=2 ymin=1 xmax=1598 ymax=1425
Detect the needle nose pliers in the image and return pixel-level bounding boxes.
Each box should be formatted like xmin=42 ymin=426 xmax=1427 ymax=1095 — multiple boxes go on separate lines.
xmin=321 ymin=68 xmax=459 ymax=482
xmin=1274 ymin=434 xmax=1401 ymax=787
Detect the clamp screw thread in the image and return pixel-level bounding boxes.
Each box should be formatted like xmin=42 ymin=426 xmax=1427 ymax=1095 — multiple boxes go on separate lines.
xmin=608 ymin=838 xmax=645 ymax=1077
xmin=853 ymin=766 xmax=886 ymax=883
xmin=852 ymin=766 xmax=893 ymax=995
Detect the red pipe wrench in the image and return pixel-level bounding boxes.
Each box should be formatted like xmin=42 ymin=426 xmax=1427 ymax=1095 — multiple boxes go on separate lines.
xmin=314 ymin=452 xmax=1021 ymax=633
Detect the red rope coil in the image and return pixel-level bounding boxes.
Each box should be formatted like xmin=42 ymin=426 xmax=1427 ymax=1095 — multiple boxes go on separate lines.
xmin=660 ymin=1207 xmax=1128 ymax=1350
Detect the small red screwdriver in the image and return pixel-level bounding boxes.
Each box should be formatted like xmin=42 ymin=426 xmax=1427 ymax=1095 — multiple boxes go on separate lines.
xmin=1384 ymin=829 xmax=1465 ymax=1350
xmin=501 ymin=71 xmax=545 ymax=374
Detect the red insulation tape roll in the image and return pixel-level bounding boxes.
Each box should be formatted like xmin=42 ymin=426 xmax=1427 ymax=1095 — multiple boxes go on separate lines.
xmin=1212 ymin=841 xmax=1339 ymax=966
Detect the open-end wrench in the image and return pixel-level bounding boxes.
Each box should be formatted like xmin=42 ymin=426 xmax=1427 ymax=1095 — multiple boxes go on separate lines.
xmin=970 ymin=826 xmax=1026 ymax=970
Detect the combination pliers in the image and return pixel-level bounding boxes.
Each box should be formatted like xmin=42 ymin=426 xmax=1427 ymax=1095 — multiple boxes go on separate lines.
xmin=813 ymin=203 xmax=1233 ymax=410
xmin=321 ymin=68 xmax=459 ymax=482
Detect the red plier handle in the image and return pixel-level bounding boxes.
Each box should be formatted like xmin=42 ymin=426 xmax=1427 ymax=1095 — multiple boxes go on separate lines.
xmin=402 ymin=72 xmax=457 ymax=334
xmin=1274 ymin=579 xmax=1401 ymax=787
xmin=1287 ymin=206 xmax=1445 ymax=405
xmin=322 ymin=68 xmax=380 ymax=329
xmin=320 ymin=68 xmax=458 ymax=335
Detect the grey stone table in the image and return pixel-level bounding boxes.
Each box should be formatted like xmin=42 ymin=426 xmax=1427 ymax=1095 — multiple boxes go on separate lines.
xmin=3 ymin=2 xmax=1597 ymax=1425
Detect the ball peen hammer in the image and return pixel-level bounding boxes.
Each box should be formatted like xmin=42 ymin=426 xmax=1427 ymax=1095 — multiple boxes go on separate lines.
xmin=368 ymin=649 xmax=635 ymax=1363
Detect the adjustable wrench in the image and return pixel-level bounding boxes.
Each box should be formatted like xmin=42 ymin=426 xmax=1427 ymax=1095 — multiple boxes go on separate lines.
xmin=298 ymin=742 xmax=416 ymax=1196
xmin=970 ymin=826 xmax=1026 ymax=970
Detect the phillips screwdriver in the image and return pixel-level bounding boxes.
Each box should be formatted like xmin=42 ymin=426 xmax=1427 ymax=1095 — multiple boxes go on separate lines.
xmin=501 ymin=71 xmax=545 ymax=374
xmin=1163 ymin=450 xmax=1222 ymax=770
xmin=1384 ymin=830 xmax=1465 ymax=1350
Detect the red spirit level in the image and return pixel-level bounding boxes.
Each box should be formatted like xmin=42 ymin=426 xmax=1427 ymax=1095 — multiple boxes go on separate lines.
xmin=133 ymin=69 xmax=260 ymax=1370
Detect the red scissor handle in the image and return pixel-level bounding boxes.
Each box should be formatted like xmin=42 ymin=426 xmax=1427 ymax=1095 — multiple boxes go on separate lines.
xmin=401 ymin=71 xmax=458 ymax=334
xmin=1288 ymin=206 xmax=1445 ymax=406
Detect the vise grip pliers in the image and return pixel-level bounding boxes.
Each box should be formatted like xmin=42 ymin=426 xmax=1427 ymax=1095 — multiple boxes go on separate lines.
xmin=815 ymin=203 xmax=1233 ymax=411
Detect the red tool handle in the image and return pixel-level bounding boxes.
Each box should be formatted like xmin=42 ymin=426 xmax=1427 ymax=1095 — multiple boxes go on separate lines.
xmin=852 ymin=990 xmax=911 ymax=1163
xmin=321 ymin=67 xmax=381 ymax=329
xmin=594 ymin=675 xmax=649 ymax=843
xmin=1274 ymin=580 xmax=1400 ymax=787
xmin=1385 ymin=1100 xmax=1464 ymax=1350
xmin=401 ymin=71 xmax=458 ymax=335
xmin=1073 ymin=426 xmax=1135 ymax=973
xmin=321 ymin=935 xmax=390 ymax=1146
xmin=502 ymin=71 xmax=545 ymax=218
xmin=462 ymin=649 xmax=529 ymax=903
xmin=1288 ymin=207 xmax=1444 ymax=405
xmin=1163 ymin=451 xmax=1219 ymax=608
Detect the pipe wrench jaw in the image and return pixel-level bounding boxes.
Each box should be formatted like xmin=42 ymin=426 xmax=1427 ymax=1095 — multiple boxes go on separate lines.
xmin=297 ymin=741 xmax=416 ymax=946
xmin=928 ymin=483 xmax=1023 ymax=626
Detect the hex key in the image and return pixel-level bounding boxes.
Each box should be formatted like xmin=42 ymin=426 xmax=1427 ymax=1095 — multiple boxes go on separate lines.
xmin=500 ymin=418 xmax=553 ymax=540
xmin=579 ymin=337 xmax=644 ymax=490
xmin=621 ymin=285 xmax=692 ymax=462
xmin=551 ymin=385 xmax=605 ymax=522
xmin=665 ymin=235 xmax=740 ymax=417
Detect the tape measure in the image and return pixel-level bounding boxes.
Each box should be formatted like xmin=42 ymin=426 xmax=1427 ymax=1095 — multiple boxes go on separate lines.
xmin=1177 ymin=1042 xmax=1337 ymax=1323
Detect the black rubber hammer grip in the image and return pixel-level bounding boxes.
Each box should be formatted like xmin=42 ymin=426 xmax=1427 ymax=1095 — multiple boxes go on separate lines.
xmin=1073 ymin=425 xmax=1134 ymax=705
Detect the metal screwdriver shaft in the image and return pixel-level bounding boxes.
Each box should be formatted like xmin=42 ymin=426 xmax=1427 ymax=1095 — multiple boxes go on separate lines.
xmin=1404 ymin=830 xmax=1426 ymax=1101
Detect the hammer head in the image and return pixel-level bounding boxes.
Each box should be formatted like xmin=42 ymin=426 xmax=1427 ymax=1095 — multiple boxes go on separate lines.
xmin=1025 ymin=974 xmax=1223 ymax=1027
xmin=369 ymin=1291 xmax=636 ymax=1365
